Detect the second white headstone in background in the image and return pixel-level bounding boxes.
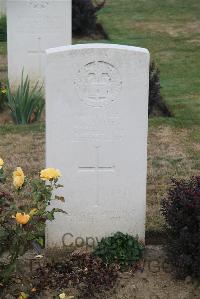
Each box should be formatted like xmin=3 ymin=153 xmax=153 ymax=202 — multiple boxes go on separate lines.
xmin=45 ymin=44 xmax=149 ymax=248
xmin=7 ymin=0 xmax=71 ymax=87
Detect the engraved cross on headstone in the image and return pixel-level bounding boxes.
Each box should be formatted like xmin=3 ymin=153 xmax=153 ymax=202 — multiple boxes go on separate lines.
xmin=78 ymin=146 xmax=115 ymax=205
xmin=28 ymin=37 xmax=44 ymax=76
xmin=87 ymin=72 xmax=111 ymax=101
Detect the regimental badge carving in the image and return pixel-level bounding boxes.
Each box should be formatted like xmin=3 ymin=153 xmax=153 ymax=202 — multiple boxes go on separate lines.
xmin=28 ymin=1 xmax=49 ymax=8
xmin=74 ymin=61 xmax=122 ymax=107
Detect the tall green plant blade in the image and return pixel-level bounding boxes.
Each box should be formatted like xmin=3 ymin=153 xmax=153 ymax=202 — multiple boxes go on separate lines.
xmin=6 ymin=72 xmax=44 ymax=124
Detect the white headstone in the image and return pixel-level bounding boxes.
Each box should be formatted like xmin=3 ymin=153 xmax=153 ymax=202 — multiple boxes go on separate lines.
xmin=0 ymin=0 xmax=6 ymax=15
xmin=45 ymin=44 xmax=149 ymax=248
xmin=7 ymin=0 xmax=71 ymax=87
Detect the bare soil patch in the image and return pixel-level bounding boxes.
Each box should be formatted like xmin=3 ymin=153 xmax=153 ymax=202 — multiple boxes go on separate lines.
xmin=1 ymin=246 xmax=199 ymax=299
xmin=105 ymin=246 xmax=200 ymax=299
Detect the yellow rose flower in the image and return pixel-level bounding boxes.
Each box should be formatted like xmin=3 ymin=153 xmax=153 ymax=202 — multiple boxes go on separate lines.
xmin=14 ymin=212 xmax=30 ymax=225
xmin=1 ymin=88 xmax=7 ymax=94
xmin=18 ymin=292 xmax=29 ymax=299
xmin=40 ymin=168 xmax=61 ymax=181
xmin=0 ymin=158 xmax=4 ymax=169
xmin=13 ymin=167 xmax=25 ymax=189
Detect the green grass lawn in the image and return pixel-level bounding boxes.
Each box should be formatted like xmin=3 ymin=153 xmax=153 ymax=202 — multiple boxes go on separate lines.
xmin=98 ymin=0 xmax=200 ymax=127
xmin=0 ymin=0 xmax=200 ymax=237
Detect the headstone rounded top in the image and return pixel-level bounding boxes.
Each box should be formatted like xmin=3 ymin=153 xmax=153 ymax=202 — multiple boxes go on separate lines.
xmin=46 ymin=43 xmax=150 ymax=56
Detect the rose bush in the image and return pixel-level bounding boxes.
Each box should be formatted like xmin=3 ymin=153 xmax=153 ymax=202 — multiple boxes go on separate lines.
xmin=0 ymin=159 xmax=66 ymax=283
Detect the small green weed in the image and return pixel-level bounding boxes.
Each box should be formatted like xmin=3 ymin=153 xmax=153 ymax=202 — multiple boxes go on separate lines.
xmin=93 ymin=232 xmax=144 ymax=270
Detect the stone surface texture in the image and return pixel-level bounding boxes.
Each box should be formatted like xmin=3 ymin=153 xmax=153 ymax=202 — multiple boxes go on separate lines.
xmin=45 ymin=43 xmax=149 ymax=247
